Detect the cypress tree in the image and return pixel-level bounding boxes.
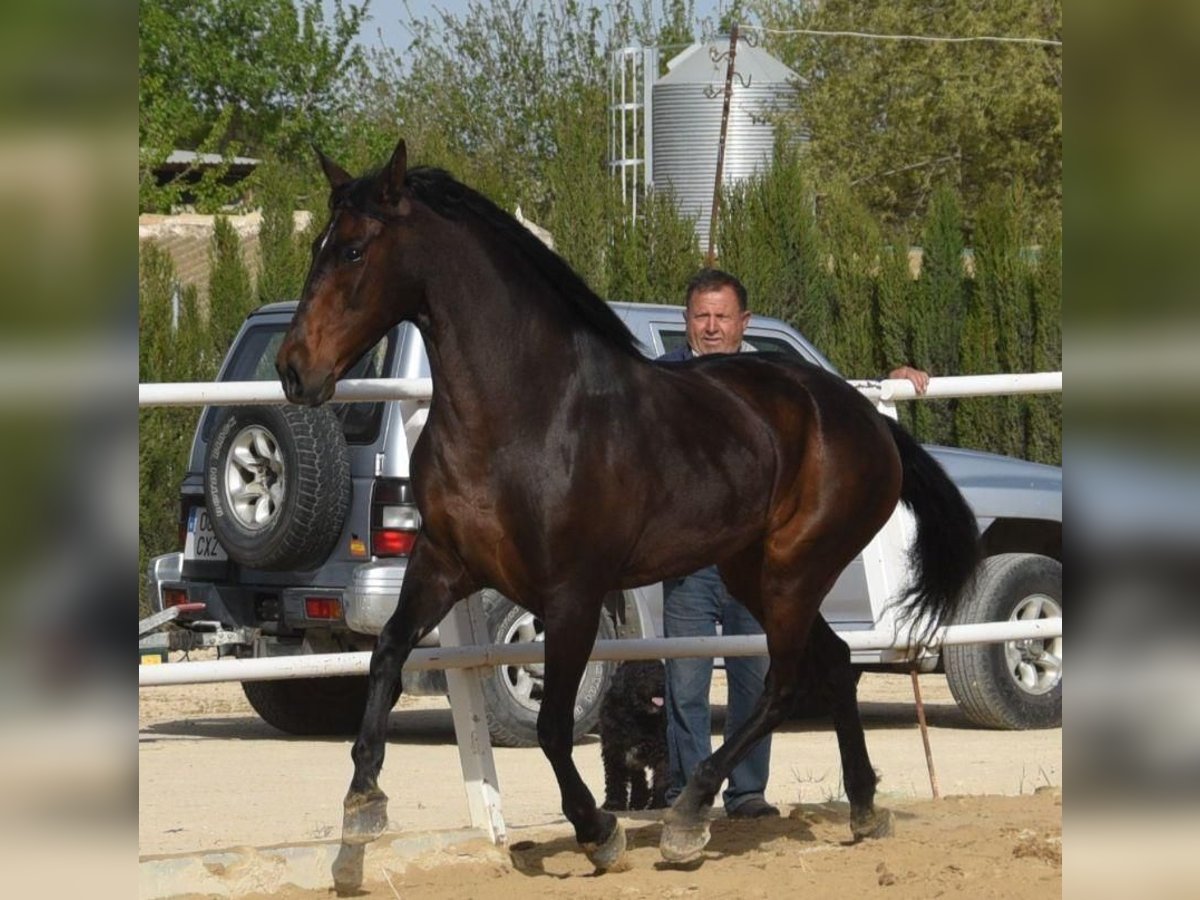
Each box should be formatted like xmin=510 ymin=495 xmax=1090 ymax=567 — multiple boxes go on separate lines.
xmin=876 ymin=226 xmax=917 ymax=430
xmin=1027 ymin=223 xmax=1062 ymax=464
xmin=956 ymin=273 xmax=1004 ymax=453
xmin=819 ymin=182 xmax=881 ymax=379
xmin=208 ymin=216 xmax=255 ymax=372
xmin=972 ymin=186 xmax=1030 ymax=458
xmin=910 ymin=184 xmax=966 ymax=444
xmin=256 ymin=161 xmax=310 ymax=307
xmin=139 ymin=245 xmax=206 ymax=613
xmin=719 ymin=145 xmax=829 ymax=351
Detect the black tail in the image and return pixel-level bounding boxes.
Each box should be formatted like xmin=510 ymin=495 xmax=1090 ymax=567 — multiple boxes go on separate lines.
xmin=885 ymin=417 xmax=980 ymax=647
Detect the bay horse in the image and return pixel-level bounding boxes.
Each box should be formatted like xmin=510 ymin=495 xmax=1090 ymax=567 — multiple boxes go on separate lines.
xmin=276 ymin=139 xmax=979 ymax=882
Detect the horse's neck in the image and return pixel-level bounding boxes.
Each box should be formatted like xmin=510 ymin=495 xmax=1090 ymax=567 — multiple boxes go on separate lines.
xmin=417 ymin=277 xmax=636 ymax=436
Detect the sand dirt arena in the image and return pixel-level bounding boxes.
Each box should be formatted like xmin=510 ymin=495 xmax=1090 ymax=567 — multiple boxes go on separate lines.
xmin=139 ymin=669 xmax=1061 ymax=898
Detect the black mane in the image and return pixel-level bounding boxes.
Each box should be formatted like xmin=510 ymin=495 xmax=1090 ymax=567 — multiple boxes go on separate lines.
xmin=335 ymin=165 xmax=643 ymax=358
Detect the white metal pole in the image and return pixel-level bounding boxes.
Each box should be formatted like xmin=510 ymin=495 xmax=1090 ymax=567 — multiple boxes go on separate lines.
xmin=138 ymin=377 xmax=434 ymax=407
xmin=141 ymin=372 xmax=1060 ymax=409
xmin=138 ymin=618 xmax=1061 ymax=687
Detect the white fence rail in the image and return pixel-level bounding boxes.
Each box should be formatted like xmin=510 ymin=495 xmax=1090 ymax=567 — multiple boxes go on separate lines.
xmin=139 ymin=618 xmax=1061 ymax=687
xmin=138 ymin=371 xmax=1062 ymax=408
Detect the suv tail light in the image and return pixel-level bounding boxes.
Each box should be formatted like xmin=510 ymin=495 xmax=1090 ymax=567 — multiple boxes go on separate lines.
xmin=371 ymin=478 xmax=421 ymax=558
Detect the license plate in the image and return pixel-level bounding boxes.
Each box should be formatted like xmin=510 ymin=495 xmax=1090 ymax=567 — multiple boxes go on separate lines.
xmin=185 ymin=506 xmax=228 ymax=561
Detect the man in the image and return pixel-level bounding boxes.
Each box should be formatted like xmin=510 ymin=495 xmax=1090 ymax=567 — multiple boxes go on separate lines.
xmin=658 ymin=268 xmax=929 ymax=818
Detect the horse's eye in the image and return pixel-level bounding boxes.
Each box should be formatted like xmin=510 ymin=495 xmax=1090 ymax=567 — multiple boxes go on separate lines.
xmin=342 ymin=246 xmax=363 ymax=263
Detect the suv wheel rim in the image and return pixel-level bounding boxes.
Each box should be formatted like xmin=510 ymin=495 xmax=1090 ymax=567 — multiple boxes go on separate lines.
xmin=225 ymin=425 xmax=285 ymax=531
xmin=497 ymin=612 xmax=545 ymax=713
xmin=1004 ymin=592 xmax=1062 ymax=696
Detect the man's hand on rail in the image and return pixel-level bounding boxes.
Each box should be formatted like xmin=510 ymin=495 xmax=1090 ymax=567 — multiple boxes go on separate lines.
xmin=887 ymin=366 xmax=931 ymax=395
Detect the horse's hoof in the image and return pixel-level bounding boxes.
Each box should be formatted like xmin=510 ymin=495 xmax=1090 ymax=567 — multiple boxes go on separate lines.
xmin=660 ymin=819 xmax=711 ymax=864
xmin=582 ymin=820 xmax=628 ymax=872
xmin=342 ymin=790 xmax=389 ymax=845
xmin=331 ymin=842 xmax=365 ymax=895
xmin=851 ymin=807 xmax=894 ymax=841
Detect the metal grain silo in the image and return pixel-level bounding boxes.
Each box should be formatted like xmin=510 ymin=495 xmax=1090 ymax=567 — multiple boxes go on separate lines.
xmin=651 ymin=39 xmax=799 ymax=248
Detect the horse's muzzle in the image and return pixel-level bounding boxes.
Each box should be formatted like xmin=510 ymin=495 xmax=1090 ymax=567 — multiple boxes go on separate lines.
xmin=276 ymin=358 xmax=334 ymax=407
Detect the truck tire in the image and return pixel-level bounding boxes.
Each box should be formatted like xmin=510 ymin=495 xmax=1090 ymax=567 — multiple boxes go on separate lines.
xmin=204 ymin=405 xmax=350 ymax=571
xmin=944 ymin=553 xmax=1062 ymax=729
xmin=479 ymin=590 xmax=616 ymax=748
xmin=242 ymin=676 xmax=367 ymax=735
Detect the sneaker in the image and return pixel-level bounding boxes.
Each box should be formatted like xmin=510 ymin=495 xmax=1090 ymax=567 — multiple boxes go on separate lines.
xmin=727 ymin=798 xmax=780 ymax=819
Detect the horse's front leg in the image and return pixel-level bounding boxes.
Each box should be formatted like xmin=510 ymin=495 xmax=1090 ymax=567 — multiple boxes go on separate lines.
xmin=538 ymin=596 xmax=627 ymax=872
xmin=334 ymin=538 xmax=472 ymax=887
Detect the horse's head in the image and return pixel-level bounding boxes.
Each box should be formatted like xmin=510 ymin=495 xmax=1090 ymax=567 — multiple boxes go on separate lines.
xmin=277 ymin=139 xmax=422 ymax=406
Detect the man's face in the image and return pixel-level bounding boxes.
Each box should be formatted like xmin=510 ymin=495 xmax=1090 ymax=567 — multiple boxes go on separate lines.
xmin=686 ymin=286 xmax=750 ymax=355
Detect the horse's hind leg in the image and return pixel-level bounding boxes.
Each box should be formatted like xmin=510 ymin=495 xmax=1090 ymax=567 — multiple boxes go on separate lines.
xmin=806 ymin=617 xmax=893 ymax=840
xmin=661 ymin=541 xmax=866 ymax=861
xmin=538 ymin=594 xmax=627 ymax=871
xmin=659 ymin=557 xmax=805 ymax=861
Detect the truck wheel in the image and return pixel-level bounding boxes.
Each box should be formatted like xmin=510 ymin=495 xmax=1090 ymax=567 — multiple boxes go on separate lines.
xmin=204 ymin=405 xmax=350 ymax=571
xmin=944 ymin=553 xmax=1062 ymax=729
xmin=478 ymin=591 xmax=616 ymax=748
xmin=242 ymin=677 xmax=367 ymax=735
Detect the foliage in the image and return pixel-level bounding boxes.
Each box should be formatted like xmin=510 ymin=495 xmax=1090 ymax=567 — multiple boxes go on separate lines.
xmin=818 ymin=181 xmax=883 ymax=379
xmin=138 ymin=215 xmax=265 ymax=612
xmin=255 ymin=160 xmax=318 ymax=305
xmin=138 ymin=244 xmax=206 ymax=614
xmin=139 ymin=0 xmax=370 ymax=211
xmin=364 ymin=0 xmax=694 ymax=213
xmin=715 ymin=157 xmax=1058 ymax=463
xmin=606 ymin=187 xmax=701 ymax=303
xmin=910 ymin=185 xmax=967 ymax=444
xmin=751 ymin=0 xmax=1062 ymax=224
xmin=1026 ymin=225 xmax=1062 ymax=465
xmin=972 ymin=185 xmax=1031 ymax=457
xmin=717 ymin=143 xmax=830 ymax=350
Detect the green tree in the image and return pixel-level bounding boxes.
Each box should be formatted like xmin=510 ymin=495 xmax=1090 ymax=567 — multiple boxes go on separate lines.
xmin=377 ymin=0 xmax=699 ymax=212
xmin=876 ymin=230 xmax=914 ymax=368
xmin=1026 ymin=223 xmax=1062 ymax=464
xmin=718 ymin=144 xmax=830 ymax=351
xmin=208 ymin=217 xmax=257 ymax=361
xmin=875 ymin=228 xmax=918 ymax=430
xmin=139 ymin=0 xmax=369 ymax=210
xmin=139 ymin=244 xmax=206 ymax=613
xmin=256 ymin=161 xmax=317 ymax=305
xmin=972 ymin=185 xmax=1031 ymax=458
xmin=909 ymin=184 xmax=966 ymax=443
xmin=541 ymin=82 xmax=618 ymax=293
xmin=752 ymin=0 xmax=1062 ymax=223
xmin=607 ymin=187 xmax=701 ymax=303
xmin=818 ymin=182 xmax=882 ymax=378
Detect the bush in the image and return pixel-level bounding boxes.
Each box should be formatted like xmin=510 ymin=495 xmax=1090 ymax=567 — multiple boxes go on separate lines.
xmin=138 ymin=243 xmax=206 ymax=615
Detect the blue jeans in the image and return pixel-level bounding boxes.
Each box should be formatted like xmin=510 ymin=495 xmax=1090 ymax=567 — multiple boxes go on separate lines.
xmin=663 ymin=565 xmax=771 ymax=812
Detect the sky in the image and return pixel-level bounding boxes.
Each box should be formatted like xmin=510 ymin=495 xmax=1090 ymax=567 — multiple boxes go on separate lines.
xmin=331 ymin=0 xmax=732 ymax=57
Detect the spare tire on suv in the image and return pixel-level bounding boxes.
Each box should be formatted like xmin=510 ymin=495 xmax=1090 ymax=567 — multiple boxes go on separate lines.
xmin=204 ymin=405 xmax=350 ymax=570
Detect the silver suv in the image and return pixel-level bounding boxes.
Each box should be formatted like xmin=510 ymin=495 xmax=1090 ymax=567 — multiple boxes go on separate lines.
xmin=147 ymin=301 xmax=1062 ymax=743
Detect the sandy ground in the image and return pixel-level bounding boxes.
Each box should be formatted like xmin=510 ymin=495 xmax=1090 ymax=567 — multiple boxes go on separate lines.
xmin=139 ymin=671 xmax=1061 ymax=898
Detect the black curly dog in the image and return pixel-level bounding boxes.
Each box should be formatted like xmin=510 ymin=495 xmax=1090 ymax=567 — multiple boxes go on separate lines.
xmin=600 ymin=660 xmax=669 ymax=811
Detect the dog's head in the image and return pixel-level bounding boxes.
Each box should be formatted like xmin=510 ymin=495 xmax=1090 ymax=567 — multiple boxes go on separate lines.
xmin=619 ymin=661 xmax=665 ymax=717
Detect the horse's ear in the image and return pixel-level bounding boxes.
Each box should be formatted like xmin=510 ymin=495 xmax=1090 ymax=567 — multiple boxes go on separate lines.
xmin=380 ymin=138 xmax=409 ymax=212
xmin=315 ymin=146 xmax=351 ymax=188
